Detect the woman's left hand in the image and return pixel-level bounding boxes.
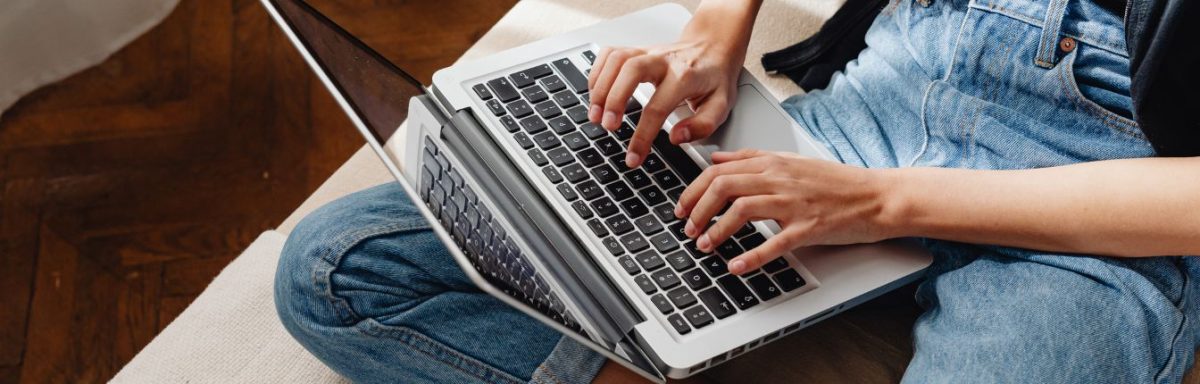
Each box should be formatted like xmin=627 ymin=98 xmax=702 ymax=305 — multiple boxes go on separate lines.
xmin=674 ymin=149 xmax=901 ymax=275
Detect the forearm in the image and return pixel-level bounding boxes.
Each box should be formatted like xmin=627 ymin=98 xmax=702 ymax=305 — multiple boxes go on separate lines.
xmin=882 ymin=157 xmax=1200 ymax=257
xmin=690 ymin=0 xmax=763 ymax=58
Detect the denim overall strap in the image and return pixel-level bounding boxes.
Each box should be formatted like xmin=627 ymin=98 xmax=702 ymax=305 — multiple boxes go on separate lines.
xmin=1035 ymin=0 xmax=1070 ymax=67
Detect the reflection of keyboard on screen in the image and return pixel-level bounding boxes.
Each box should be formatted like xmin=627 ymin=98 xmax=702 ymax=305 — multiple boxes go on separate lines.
xmin=469 ymin=51 xmax=808 ymax=336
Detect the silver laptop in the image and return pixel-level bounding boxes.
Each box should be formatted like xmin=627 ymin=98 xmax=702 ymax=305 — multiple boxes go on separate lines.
xmin=262 ymin=0 xmax=932 ymax=381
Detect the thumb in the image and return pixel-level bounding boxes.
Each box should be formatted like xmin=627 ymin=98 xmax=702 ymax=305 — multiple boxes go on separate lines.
xmin=670 ymin=95 xmax=730 ymax=145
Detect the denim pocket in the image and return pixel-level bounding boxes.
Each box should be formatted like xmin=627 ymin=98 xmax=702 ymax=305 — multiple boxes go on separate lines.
xmin=1058 ymin=44 xmax=1143 ymax=138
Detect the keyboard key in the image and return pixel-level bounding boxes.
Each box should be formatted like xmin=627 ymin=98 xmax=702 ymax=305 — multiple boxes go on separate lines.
xmin=666 ymin=187 xmax=684 ymax=202
xmin=563 ymin=132 xmax=589 ymax=151
xmin=566 ymin=105 xmax=589 ymax=123
xmin=551 ymin=58 xmax=589 ymax=94
xmin=591 ymin=165 xmax=619 ymax=184
xmin=506 ymin=100 xmax=533 ymax=118
xmin=586 ymin=218 xmax=607 ymax=237
xmin=580 ymin=122 xmax=607 ymax=139
xmin=700 ymin=256 xmax=728 ymax=276
xmin=511 ymin=64 xmax=552 ymax=88
xmin=763 ymin=257 xmax=789 ymax=273
xmin=625 ymin=98 xmax=642 ymax=113
xmin=520 ymin=116 xmax=547 ymax=134
xmin=595 ymin=137 xmax=622 ymax=155
xmin=547 ymin=116 xmax=575 ymax=135
xmin=735 ymin=223 xmax=757 ymax=238
xmin=617 ymin=256 xmax=639 ymax=274
xmin=652 ymin=203 xmax=676 ymax=223
xmin=521 ymin=86 xmax=548 ymax=102
xmin=582 ymin=50 xmax=597 ymax=64
xmin=577 ymin=148 xmax=603 ymax=167
xmin=740 ymin=233 xmax=767 ymax=249
xmin=500 ymin=115 xmax=520 ymax=132
xmin=534 ymin=131 xmax=561 ymax=150
xmin=634 ymin=275 xmax=657 ymax=294
xmin=605 ymin=215 xmax=634 ymax=235
xmin=619 ymin=197 xmax=649 ymax=218
xmin=647 ymin=233 xmax=677 ymax=254
xmin=665 ymin=251 xmax=695 ymax=271
xmin=624 ymin=169 xmax=652 ymax=188
xmin=576 ymin=180 xmax=603 ymax=200
xmin=715 ymin=241 xmax=744 ymax=260
xmin=717 ymin=275 xmax=760 ymax=310
xmin=553 ymin=91 xmax=580 ymax=108
xmin=621 ymin=232 xmax=650 ymax=253
xmin=527 ymin=148 xmax=548 ymax=166
xmin=634 ymin=250 xmax=665 ymax=271
xmin=546 ymin=147 xmax=573 ymax=166
xmin=651 ymin=294 xmax=674 ymax=314
xmin=629 ymin=110 xmax=642 ymax=125
xmin=555 ymin=183 xmax=578 ymax=202
xmin=680 ymin=268 xmax=710 ymax=289
xmin=590 ymin=197 xmax=619 ymax=217
xmin=747 ymin=273 xmax=782 ymax=301
xmin=472 ymin=83 xmax=493 ymax=100
xmin=615 ymin=122 xmax=635 ymax=140
xmin=652 ymin=269 xmax=681 ymax=290
xmin=513 ymin=132 xmax=534 ymax=149
xmin=562 ymin=164 xmax=588 ymax=183
xmin=572 ymin=200 xmax=593 ymax=219
xmin=634 ymin=215 xmax=663 ymax=235
xmin=638 ymin=185 xmax=667 ymax=205
xmin=667 ymin=287 xmax=698 ymax=309
xmin=772 ymin=269 xmax=807 ymax=292
xmin=538 ymin=75 xmax=566 ymax=93
xmin=608 ymin=153 xmax=631 ymax=173
xmin=604 ymin=181 xmax=633 ymax=201
xmin=486 ymin=99 xmax=505 ymax=116
xmin=697 ymin=287 xmax=735 ymax=319
xmin=535 ymin=100 xmax=561 ymax=119
xmin=683 ymin=305 xmax=714 ymax=329
xmin=667 ymin=314 xmax=691 ymax=335
xmin=602 ymin=236 xmax=624 ymax=256
xmin=542 ymin=166 xmax=563 ymax=183
xmin=652 ymin=131 xmax=702 ymax=182
xmin=642 ymin=153 xmax=666 ymax=173
xmin=486 ymin=77 xmax=519 ymax=102
xmin=652 ymin=170 xmax=682 ymax=189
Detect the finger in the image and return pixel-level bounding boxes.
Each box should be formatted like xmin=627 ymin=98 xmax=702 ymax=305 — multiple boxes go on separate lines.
xmin=684 ymin=174 xmax=772 ymax=240
xmin=694 ymin=196 xmax=776 ymax=252
xmin=710 ymin=148 xmax=770 ymax=164
xmin=728 ymin=228 xmax=803 ymax=275
xmin=587 ymin=47 xmax=613 ymax=90
xmin=588 ymin=49 xmax=636 ymax=124
xmin=674 ymin=156 xmax=768 ymax=218
xmin=603 ymin=56 xmax=665 ymax=131
xmin=627 ymin=80 xmax=689 ymax=168
xmin=669 ymin=94 xmax=731 ymax=145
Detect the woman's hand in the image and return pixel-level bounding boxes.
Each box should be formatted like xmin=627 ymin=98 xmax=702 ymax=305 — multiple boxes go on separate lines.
xmin=674 ymin=150 xmax=902 ymax=275
xmin=587 ymin=0 xmax=761 ymax=168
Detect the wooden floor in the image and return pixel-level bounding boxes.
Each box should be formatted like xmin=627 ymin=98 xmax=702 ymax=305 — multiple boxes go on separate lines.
xmin=0 ymin=1 xmax=515 ymax=382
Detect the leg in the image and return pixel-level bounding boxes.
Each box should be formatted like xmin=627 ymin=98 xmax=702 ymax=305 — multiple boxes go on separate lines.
xmin=274 ymin=183 xmax=606 ymax=384
xmin=903 ymin=244 xmax=1198 ymax=383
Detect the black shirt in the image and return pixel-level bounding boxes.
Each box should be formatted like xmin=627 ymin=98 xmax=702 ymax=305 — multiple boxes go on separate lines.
xmin=1124 ymin=0 xmax=1200 ymax=156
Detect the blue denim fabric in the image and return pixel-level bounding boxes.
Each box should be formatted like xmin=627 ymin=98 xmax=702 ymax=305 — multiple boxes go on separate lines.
xmin=783 ymin=0 xmax=1198 ymax=382
xmin=277 ymin=0 xmax=1197 ymax=383
xmin=275 ymin=183 xmax=606 ymax=384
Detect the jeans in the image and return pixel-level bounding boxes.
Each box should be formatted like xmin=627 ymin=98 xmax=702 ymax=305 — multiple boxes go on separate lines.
xmin=275 ymin=0 xmax=1199 ymax=382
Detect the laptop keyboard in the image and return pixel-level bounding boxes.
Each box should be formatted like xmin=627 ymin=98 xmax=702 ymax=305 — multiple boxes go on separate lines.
xmin=470 ymin=51 xmax=809 ymax=336
xmin=418 ymin=137 xmax=583 ymax=334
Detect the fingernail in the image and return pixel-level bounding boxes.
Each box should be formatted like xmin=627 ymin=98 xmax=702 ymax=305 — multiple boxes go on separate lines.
xmin=729 ymin=259 xmax=747 ymax=275
xmin=625 ymin=152 xmax=641 ymax=168
xmin=697 ymin=234 xmax=711 ymax=251
xmin=602 ymin=111 xmax=618 ymax=130
xmin=674 ymin=204 xmax=685 ymax=218
xmin=588 ymin=104 xmax=601 ymax=122
xmin=684 ymin=220 xmax=696 ymax=237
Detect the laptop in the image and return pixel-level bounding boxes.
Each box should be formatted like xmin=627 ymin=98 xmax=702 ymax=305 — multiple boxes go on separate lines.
xmin=262 ymin=0 xmax=932 ymax=381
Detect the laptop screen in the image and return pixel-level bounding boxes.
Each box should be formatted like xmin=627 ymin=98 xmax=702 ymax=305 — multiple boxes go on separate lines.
xmin=268 ymin=0 xmax=423 ymax=144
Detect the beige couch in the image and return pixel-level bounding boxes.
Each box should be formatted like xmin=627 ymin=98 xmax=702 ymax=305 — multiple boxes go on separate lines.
xmin=111 ymin=0 xmax=930 ymax=382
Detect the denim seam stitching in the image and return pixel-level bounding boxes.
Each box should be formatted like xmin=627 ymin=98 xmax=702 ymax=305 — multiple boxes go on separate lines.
xmin=310 ymin=221 xmax=431 ymax=325
xmin=1055 ymin=51 xmax=1145 ymax=140
xmin=970 ymin=2 xmax=1126 ymax=55
xmin=1153 ymin=265 xmax=1190 ymax=383
xmin=908 ymin=82 xmax=936 ymax=167
xmin=358 ymin=320 xmax=526 ymax=384
xmin=940 ymin=5 xmax=975 ymax=82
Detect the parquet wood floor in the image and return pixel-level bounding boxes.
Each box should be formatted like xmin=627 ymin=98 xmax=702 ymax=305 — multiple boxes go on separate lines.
xmin=0 ymin=1 xmax=516 ymax=382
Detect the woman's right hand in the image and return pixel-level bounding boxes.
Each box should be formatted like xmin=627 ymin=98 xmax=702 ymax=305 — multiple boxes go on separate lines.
xmin=586 ymin=0 xmax=762 ymax=168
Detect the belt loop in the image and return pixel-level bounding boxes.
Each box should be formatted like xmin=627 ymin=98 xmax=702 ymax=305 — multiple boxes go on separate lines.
xmin=1035 ymin=0 xmax=1070 ymax=68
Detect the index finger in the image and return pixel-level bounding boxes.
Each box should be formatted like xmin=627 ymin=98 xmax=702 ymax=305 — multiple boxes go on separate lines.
xmin=625 ymin=80 xmax=688 ymax=168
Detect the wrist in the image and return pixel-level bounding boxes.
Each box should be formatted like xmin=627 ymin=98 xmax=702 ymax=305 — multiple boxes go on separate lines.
xmin=871 ymin=168 xmax=920 ymax=240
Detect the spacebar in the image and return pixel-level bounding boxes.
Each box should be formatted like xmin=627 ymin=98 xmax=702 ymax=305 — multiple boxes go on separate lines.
xmin=652 ymin=131 xmax=702 ymax=183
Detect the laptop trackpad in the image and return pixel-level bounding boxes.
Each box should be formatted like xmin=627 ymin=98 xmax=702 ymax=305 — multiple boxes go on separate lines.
xmin=688 ymin=84 xmax=821 ymax=164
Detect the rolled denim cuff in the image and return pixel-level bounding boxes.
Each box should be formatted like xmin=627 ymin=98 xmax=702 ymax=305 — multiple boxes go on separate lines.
xmin=529 ymin=336 xmax=607 ymax=384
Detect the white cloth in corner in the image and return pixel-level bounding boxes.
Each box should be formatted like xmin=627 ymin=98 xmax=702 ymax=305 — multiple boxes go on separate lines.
xmin=0 ymin=0 xmax=180 ymax=117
